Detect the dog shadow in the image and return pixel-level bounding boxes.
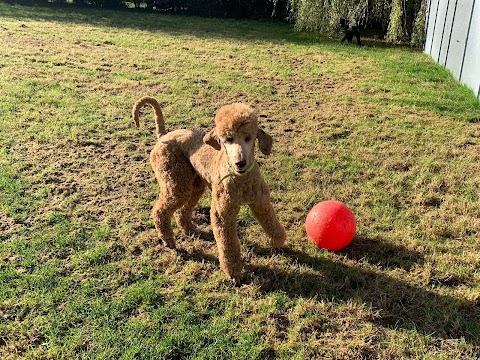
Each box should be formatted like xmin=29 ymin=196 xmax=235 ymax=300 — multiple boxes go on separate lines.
xmin=184 ymin=234 xmax=479 ymax=345
xmin=246 ymin=239 xmax=479 ymax=345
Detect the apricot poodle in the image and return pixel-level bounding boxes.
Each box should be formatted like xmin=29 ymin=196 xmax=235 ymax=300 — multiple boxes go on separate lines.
xmin=132 ymin=96 xmax=286 ymax=280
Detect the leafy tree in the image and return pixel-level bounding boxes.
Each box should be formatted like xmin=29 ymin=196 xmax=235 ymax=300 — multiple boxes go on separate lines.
xmin=287 ymin=0 xmax=428 ymax=46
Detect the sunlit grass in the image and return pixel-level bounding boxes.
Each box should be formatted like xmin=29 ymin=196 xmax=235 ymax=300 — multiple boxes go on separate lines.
xmin=1 ymin=3 xmax=479 ymax=359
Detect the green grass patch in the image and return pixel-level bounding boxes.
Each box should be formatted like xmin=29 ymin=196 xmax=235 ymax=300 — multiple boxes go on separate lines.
xmin=1 ymin=3 xmax=479 ymax=359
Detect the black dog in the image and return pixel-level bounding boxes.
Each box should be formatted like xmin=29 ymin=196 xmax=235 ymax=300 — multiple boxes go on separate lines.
xmin=340 ymin=19 xmax=361 ymax=45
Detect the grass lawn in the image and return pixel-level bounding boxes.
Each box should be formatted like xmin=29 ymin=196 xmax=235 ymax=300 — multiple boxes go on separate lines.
xmin=1 ymin=3 xmax=479 ymax=359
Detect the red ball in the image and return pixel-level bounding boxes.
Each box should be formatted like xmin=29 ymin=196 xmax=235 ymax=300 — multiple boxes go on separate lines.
xmin=305 ymin=200 xmax=356 ymax=251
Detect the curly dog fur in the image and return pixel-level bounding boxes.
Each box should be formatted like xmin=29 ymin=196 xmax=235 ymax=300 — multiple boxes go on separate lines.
xmin=132 ymin=97 xmax=287 ymax=280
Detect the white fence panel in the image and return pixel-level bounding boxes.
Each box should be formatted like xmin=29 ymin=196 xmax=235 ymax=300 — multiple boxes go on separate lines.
xmin=437 ymin=0 xmax=456 ymax=65
xmin=459 ymin=2 xmax=480 ymax=98
xmin=429 ymin=0 xmax=449 ymax=61
xmin=425 ymin=0 xmax=479 ymax=99
xmin=425 ymin=0 xmax=439 ymax=54
xmin=445 ymin=0 xmax=474 ymax=79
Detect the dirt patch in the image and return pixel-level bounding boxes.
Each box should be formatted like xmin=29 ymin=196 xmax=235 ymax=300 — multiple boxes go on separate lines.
xmin=0 ymin=212 xmax=18 ymax=237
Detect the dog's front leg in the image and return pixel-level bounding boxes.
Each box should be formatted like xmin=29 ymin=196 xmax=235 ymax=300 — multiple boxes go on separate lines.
xmin=249 ymin=188 xmax=286 ymax=248
xmin=210 ymin=188 xmax=242 ymax=280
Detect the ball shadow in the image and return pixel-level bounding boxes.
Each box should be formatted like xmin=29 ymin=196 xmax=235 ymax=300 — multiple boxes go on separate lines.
xmin=338 ymin=235 xmax=426 ymax=271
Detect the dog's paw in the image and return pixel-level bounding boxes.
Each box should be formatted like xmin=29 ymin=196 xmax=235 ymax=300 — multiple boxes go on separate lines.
xmin=270 ymin=230 xmax=287 ymax=248
xmin=221 ymin=265 xmax=245 ymax=285
xmin=226 ymin=272 xmax=246 ymax=287
xmin=161 ymin=238 xmax=176 ymax=249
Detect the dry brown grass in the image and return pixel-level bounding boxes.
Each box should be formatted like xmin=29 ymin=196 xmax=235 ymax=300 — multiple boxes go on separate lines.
xmin=1 ymin=4 xmax=479 ymax=359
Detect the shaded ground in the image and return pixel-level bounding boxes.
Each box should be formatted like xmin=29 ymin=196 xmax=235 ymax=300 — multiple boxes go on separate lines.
xmin=0 ymin=4 xmax=479 ymax=359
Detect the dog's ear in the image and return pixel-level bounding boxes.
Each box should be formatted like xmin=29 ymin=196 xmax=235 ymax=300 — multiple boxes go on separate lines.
xmin=203 ymin=129 xmax=221 ymax=150
xmin=257 ymin=128 xmax=273 ymax=155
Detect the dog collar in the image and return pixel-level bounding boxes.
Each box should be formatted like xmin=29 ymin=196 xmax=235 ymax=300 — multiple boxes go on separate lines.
xmin=218 ymin=160 xmax=256 ymax=185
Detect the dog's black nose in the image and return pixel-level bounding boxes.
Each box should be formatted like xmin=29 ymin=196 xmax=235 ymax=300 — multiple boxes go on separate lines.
xmin=235 ymin=160 xmax=247 ymax=169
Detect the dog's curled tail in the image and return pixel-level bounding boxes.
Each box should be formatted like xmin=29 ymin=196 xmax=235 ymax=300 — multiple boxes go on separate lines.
xmin=132 ymin=96 xmax=166 ymax=140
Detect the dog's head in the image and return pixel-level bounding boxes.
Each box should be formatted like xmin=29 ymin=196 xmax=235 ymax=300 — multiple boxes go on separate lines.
xmin=203 ymin=103 xmax=272 ymax=175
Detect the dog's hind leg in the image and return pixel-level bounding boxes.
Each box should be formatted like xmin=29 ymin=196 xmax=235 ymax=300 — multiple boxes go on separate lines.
xmin=150 ymin=145 xmax=195 ymax=248
xmin=152 ymin=179 xmax=194 ymax=248
xmin=174 ymin=175 xmax=205 ymax=236
xmin=152 ymin=195 xmax=181 ymax=248
xmin=355 ymin=32 xmax=361 ymax=45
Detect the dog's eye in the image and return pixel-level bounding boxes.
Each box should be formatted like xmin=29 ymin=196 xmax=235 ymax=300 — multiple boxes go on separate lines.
xmin=245 ymin=137 xmax=251 ymax=142
xmin=226 ymin=137 xmax=233 ymax=143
